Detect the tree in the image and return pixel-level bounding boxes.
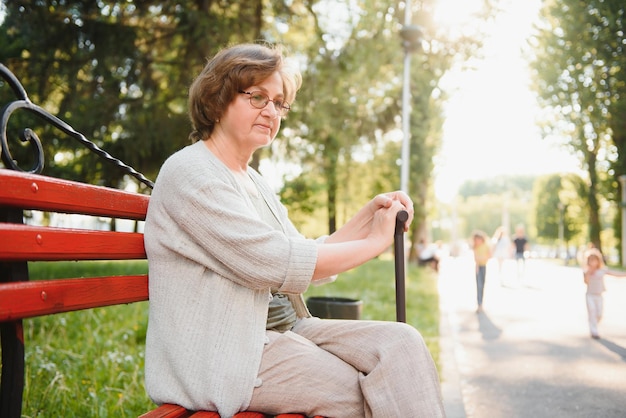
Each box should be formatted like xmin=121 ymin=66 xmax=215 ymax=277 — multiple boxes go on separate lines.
xmin=530 ymin=0 xmax=626 ymax=252
xmin=277 ymin=0 xmax=492 ymax=243
xmin=1 ymin=0 xmax=490 ymax=248
xmin=278 ymin=0 xmax=404 ymax=234
xmin=403 ymin=0 xmax=495 ymax=262
xmin=532 ymin=173 xmax=587 ymax=249
xmin=0 ymin=0 xmax=267 ymax=190
xmin=453 ymin=175 xmax=534 ymax=243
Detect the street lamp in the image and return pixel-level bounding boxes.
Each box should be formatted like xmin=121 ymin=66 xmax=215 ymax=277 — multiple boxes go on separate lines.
xmin=399 ymin=5 xmax=422 ymax=193
xmin=619 ymin=175 xmax=626 ymax=267
xmin=396 ymin=6 xmax=422 ymax=322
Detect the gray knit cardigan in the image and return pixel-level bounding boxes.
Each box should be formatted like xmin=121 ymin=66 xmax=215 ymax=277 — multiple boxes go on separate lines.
xmin=144 ymin=141 xmax=322 ymax=417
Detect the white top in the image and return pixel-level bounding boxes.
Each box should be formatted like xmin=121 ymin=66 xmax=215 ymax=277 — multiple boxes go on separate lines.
xmin=585 ymin=268 xmax=606 ymax=295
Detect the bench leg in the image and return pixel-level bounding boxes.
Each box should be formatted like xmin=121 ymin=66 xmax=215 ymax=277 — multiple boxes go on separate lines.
xmin=0 ymin=321 xmax=25 ymax=418
xmin=0 ymin=206 xmax=28 ymax=418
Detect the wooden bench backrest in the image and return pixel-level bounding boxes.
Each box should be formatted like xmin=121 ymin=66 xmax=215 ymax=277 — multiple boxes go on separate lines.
xmin=0 ymin=169 xmax=150 ymax=321
xmin=0 ymin=168 xmax=151 ymax=417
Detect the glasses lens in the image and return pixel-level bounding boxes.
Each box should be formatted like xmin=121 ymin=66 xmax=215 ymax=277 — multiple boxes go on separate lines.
xmin=274 ymin=100 xmax=290 ymax=115
xmin=250 ymin=93 xmax=269 ymax=109
xmin=246 ymin=91 xmax=290 ymax=115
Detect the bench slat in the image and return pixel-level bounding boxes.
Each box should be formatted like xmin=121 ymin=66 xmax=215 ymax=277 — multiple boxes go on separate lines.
xmin=276 ymin=415 xmax=324 ymax=418
xmin=0 ymin=275 xmax=148 ymax=320
xmin=138 ymin=404 xmax=317 ymax=418
xmin=138 ymin=403 xmax=194 ymax=418
xmin=0 ymin=169 xmax=149 ymax=220
xmin=138 ymin=404 xmax=265 ymax=417
xmin=0 ymin=223 xmax=145 ymax=261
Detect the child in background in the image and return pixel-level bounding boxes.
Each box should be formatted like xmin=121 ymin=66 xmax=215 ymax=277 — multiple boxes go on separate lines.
xmin=582 ymin=248 xmax=626 ymax=339
xmin=472 ymin=230 xmax=492 ymax=313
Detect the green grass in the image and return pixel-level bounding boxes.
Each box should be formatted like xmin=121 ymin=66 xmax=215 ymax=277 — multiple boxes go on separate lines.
xmin=12 ymin=257 xmax=439 ymax=417
xmin=20 ymin=261 xmax=152 ymax=417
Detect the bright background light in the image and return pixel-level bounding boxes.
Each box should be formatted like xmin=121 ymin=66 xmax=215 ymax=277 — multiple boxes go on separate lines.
xmin=433 ymin=0 xmax=580 ymax=203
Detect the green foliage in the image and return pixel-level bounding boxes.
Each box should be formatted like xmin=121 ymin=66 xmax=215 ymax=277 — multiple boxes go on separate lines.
xmin=14 ymin=258 xmax=439 ymax=415
xmin=531 ymin=173 xmax=587 ymax=246
xmin=458 ymin=175 xmax=535 ymax=199
xmin=283 ymin=0 xmax=406 ymax=234
xmin=0 ymin=0 xmax=265 ymax=187
xmin=0 ymin=0 xmax=492 ymax=253
xmin=530 ymin=0 xmax=626 ymax=249
xmin=403 ymin=0 xmax=496 ymax=249
xmin=280 ymin=173 xmax=327 ymax=235
xmin=280 ymin=137 xmax=403 ymax=237
xmin=450 ymin=175 xmax=535 ymax=241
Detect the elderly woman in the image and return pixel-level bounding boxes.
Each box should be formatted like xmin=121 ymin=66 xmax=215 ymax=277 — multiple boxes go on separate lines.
xmin=144 ymin=42 xmax=444 ymax=418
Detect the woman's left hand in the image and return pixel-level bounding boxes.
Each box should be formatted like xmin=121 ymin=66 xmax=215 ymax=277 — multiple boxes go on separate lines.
xmin=371 ymin=191 xmax=414 ymax=231
xmin=326 ymin=190 xmax=414 ymax=245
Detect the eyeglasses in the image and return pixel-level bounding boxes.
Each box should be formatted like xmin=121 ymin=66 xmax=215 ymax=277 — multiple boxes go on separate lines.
xmin=239 ymin=90 xmax=291 ymax=116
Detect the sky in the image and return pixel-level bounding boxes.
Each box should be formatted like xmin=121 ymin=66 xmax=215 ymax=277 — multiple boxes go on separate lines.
xmin=432 ymin=0 xmax=581 ymax=202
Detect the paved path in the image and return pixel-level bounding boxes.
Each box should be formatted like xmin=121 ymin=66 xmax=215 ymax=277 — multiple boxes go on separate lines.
xmin=438 ymin=254 xmax=626 ymax=418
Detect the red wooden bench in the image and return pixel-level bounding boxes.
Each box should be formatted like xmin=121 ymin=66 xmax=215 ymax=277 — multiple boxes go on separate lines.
xmin=0 ymin=64 xmax=323 ymax=418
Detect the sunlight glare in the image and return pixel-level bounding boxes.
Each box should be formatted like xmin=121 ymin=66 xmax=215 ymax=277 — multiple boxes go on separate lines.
xmin=434 ymin=0 xmax=581 ymax=203
xmin=433 ymin=0 xmax=483 ymax=28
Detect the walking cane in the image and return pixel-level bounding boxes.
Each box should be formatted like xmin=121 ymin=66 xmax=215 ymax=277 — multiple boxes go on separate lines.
xmin=394 ymin=210 xmax=409 ymax=323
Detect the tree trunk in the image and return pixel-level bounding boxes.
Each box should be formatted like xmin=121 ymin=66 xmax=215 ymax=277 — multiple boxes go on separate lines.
xmin=587 ymin=152 xmax=602 ymax=252
xmin=325 ymin=136 xmax=339 ymax=235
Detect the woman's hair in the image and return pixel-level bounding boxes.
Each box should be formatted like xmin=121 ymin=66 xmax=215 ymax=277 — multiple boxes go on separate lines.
xmin=188 ymin=43 xmax=302 ymax=143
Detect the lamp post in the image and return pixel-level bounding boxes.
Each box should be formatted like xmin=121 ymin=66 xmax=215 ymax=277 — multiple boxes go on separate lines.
xmin=396 ymin=5 xmax=422 ymax=322
xmin=399 ymin=4 xmax=422 ymax=193
xmin=619 ymin=175 xmax=626 ymax=267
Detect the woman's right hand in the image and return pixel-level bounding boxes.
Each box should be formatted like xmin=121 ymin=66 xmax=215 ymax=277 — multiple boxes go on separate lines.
xmin=367 ymin=200 xmax=406 ymax=250
xmin=313 ymin=200 xmax=405 ymax=280
xmin=314 ymin=192 xmax=412 ymax=280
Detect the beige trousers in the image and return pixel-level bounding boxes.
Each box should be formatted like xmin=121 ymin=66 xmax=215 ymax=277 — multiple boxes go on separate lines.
xmin=248 ymin=317 xmax=445 ymax=418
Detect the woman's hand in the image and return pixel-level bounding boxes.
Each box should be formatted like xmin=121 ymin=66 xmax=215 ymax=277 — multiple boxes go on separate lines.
xmin=325 ymin=191 xmax=414 ymax=245
xmin=367 ymin=199 xmax=408 ymax=247
xmin=313 ymin=191 xmax=414 ymax=280
xmin=370 ymin=191 xmax=414 ymax=232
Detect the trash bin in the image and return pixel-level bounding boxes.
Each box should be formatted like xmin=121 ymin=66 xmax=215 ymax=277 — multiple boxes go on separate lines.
xmin=306 ymin=296 xmax=363 ymax=320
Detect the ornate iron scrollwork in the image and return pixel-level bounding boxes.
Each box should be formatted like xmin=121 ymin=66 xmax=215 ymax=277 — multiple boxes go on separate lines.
xmin=0 ymin=64 xmax=154 ymax=189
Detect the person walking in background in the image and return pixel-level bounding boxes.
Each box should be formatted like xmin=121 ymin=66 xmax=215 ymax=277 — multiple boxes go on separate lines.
xmin=472 ymin=230 xmax=491 ymax=313
xmin=512 ymin=225 xmax=529 ymax=281
xmin=582 ymin=248 xmax=626 ymax=339
xmin=492 ymin=226 xmax=511 ymax=282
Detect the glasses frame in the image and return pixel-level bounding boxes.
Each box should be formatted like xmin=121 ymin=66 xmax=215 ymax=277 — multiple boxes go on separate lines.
xmin=238 ymin=90 xmax=291 ymax=116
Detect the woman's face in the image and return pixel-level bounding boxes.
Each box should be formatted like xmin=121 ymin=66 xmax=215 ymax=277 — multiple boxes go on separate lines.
xmin=219 ymin=71 xmax=285 ymax=152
